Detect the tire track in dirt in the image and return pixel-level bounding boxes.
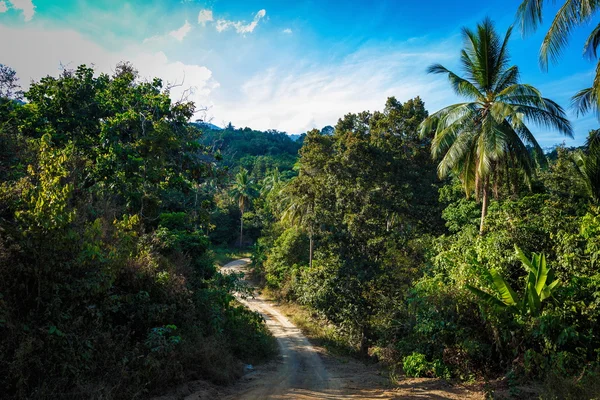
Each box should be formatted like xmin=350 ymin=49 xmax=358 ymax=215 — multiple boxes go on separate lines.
xmin=219 ymin=258 xmax=338 ymax=399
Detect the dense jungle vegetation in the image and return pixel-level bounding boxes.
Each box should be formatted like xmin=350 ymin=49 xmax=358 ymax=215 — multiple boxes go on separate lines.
xmin=0 ymin=63 xmax=277 ymax=399
xmin=250 ymin=18 xmax=600 ymax=399
xmin=2 ymin=5 xmax=600 ymax=399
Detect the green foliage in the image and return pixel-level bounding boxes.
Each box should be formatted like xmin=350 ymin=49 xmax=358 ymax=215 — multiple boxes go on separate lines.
xmin=573 ymin=130 xmax=600 ymax=203
xmin=403 ymin=352 xmax=430 ymax=377
xmin=255 ymin=96 xmax=442 ymax=356
xmin=252 ymin=80 xmax=600 ymax=387
xmin=466 ymin=247 xmax=561 ymax=317
xmin=198 ymin=125 xmax=301 ymax=179
xmin=264 ymin=227 xmax=308 ymax=289
xmin=0 ymin=63 xmax=275 ymax=399
xmin=402 ymin=353 xmax=451 ymax=379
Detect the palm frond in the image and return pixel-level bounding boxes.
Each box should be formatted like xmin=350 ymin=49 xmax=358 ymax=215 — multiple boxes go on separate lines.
xmin=494 ymin=66 xmax=520 ymax=93
xmin=539 ymin=0 xmax=597 ymax=68
xmin=572 ymin=60 xmax=600 ymax=117
xmin=511 ymin=103 xmax=573 ymax=137
xmin=427 ymin=64 xmax=484 ymax=100
xmin=516 ymin=0 xmax=545 ymax=36
xmin=584 ymin=22 xmax=600 ymax=59
xmin=437 ymin=126 xmax=478 ymax=178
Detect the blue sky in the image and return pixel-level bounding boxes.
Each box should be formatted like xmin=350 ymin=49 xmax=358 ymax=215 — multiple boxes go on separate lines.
xmin=0 ymin=0 xmax=596 ymax=147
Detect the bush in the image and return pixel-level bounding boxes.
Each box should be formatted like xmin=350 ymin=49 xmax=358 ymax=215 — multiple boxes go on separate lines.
xmin=403 ymin=352 xmax=430 ymax=377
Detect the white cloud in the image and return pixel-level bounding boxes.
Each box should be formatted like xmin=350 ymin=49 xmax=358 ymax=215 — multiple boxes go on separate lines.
xmin=215 ymin=9 xmax=266 ymax=34
xmin=282 ymin=28 xmax=292 ymax=34
xmin=0 ymin=24 xmax=218 ymax=110
xmin=169 ymin=20 xmax=191 ymax=41
xmin=143 ymin=20 xmax=192 ymax=44
xmin=6 ymin=0 xmax=35 ymax=21
xmin=197 ymin=9 xmax=213 ymax=26
xmin=209 ymin=44 xmax=458 ymax=134
xmin=0 ymin=2 xmax=7 ymax=13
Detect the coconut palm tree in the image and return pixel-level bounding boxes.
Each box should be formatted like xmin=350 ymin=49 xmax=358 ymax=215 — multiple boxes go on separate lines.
xmin=230 ymin=168 xmax=255 ymax=247
xmin=516 ymin=0 xmax=600 ymax=116
xmin=419 ymin=18 xmax=573 ymax=234
xmin=261 ymin=168 xmax=282 ymax=196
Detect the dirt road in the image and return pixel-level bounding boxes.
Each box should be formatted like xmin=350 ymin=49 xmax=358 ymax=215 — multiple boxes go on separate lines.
xmin=210 ymin=258 xmax=484 ymax=400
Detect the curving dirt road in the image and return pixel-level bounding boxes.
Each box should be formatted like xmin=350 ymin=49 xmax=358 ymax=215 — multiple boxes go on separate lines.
xmin=211 ymin=258 xmax=484 ymax=400
xmin=220 ymin=258 xmax=336 ymax=399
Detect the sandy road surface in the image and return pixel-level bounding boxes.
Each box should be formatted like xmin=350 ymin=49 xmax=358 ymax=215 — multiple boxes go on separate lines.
xmin=220 ymin=258 xmax=336 ymax=399
xmin=206 ymin=258 xmax=484 ymax=400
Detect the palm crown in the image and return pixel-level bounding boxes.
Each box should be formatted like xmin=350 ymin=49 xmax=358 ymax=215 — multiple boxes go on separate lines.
xmin=230 ymin=168 xmax=256 ymax=247
xmin=419 ymin=18 xmax=573 ymax=233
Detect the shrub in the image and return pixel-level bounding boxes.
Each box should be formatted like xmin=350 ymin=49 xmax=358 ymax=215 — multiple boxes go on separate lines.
xmin=403 ymin=352 xmax=430 ymax=377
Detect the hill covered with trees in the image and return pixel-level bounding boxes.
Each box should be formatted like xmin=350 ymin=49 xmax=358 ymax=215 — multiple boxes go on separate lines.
xmin=198 ymin=123 xmax=301 ymax=180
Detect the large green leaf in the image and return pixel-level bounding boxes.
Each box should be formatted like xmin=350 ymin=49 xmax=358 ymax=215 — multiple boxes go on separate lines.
xmin=541 ymin=279 xmax=561 ymax=301
xmin=515 ymin=246 xmax=536 ymax=276
xmin=527 ymin=281 xmax=541 ymax=316
xmin=466 ymin=284 xmax=508 ymax=309
xmin=490 ymin=268 xmax=520 ymax=306
xmin=534 ymin=253 xmax=549 ymax=295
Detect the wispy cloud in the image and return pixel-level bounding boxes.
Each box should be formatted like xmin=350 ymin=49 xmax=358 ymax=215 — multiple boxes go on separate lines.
xmin=197 ymin=9 xmax=213 ymax=26
xmin=215 ymin=9 xmax=266 ymax=34
xmin=282 ymin=28 xmax=292 ymax=34
xmin=2 ymin=0 xmax=35 ymax=21
xmin=143 ymin=20 xmax=192 ymax=44
xmin=169 ymin=20 xmax=191 ymax=41
xmin=210 ymin=41 xmax=459 ymax=133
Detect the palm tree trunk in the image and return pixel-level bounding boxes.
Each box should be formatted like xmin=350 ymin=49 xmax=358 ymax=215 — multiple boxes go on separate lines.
xmin=309 ymin=233 xmax=313 ymax=268
xmin=479 ymin=177 xmax=489 ymax=235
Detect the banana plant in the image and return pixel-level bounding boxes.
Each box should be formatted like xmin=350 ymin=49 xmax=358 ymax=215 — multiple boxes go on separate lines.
xmin=466 ymin=246 xmax=561 ymax=317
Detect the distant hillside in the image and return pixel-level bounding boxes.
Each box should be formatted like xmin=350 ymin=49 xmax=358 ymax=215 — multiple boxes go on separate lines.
xmin=198 ymin=125 xmax=301 ymax=178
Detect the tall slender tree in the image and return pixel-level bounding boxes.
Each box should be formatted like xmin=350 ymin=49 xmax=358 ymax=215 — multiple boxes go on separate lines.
xmin=230 ymin=168 xmax=255 ymax=247
xmin=516 ymin=0 xmax=600 ymax=116
xmin=419 ymin=18 xmax=573 ymax=234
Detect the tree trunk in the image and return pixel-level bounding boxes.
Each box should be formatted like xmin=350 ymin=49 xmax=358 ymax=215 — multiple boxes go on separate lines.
xmin=309 ymin=233 xmax=313 ymax=268
xmin=359 ymin=326 xmax=369 ymax=358
xmin=479 ymin=177 xmax=489 ymax=235
xmin=239 ymin=211 xmax=244 ymax=248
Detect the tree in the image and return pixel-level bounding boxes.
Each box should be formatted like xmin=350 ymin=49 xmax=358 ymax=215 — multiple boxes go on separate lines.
xmin=230 ymin=168 xmax=256 ymax=247
xmin=0 ymin=64 xmax=23 ymax=100
xmin=573 ymin=129 xmax=600 ymax=203
xmin=280 ymin=175 xmax=319 ymax=268
xmin=419 ymin=18 xmax=573 ymax=234
xmin=516 ymin=0 xmax=600 ymax=116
